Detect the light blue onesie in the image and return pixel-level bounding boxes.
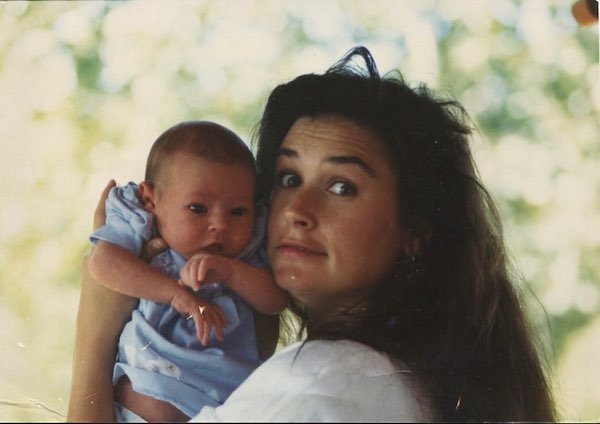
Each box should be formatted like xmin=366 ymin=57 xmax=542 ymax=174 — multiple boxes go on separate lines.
xmin=90 ymin=182 xmax=266 ymax=419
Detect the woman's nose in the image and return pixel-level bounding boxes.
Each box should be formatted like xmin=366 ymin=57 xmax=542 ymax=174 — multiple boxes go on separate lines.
xmin=282 ymin=189 xmax=317 ymax=229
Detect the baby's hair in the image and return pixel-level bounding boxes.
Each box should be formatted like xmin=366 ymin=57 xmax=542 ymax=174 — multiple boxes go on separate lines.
xmin=145 ymin=121 xmax=254 ymax=187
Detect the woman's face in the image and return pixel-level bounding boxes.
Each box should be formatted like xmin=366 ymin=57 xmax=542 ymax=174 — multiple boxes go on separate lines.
xmin=267 ymin=115 xmax=409 ymax=316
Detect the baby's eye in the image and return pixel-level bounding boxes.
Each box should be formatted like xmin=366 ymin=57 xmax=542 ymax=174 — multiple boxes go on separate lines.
xmin=328 ymin=181 xmax=357 ymax=196
xmin=231 ymin=207 xmax=249 ymax=217
xmin=279 ymin=172 xmax=301 ymax=188
xmin=189 ymin=204 xmax=208 ymax=214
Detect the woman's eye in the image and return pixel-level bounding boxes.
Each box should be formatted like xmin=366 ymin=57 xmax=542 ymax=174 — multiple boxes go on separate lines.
xmin=189 ymin=204 xmax=208 ymax=214
xmin=279 ymin=172 xmax=301 ymax=188
xmin=328 ymin=181 xmax=357 ymax=196
xmin=231 ymin=207 xmax=249 ymax=217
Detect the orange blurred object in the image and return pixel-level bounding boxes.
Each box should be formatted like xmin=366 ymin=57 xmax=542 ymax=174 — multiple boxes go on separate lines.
xmin=572 ymin=0 xmax=599 ymax=26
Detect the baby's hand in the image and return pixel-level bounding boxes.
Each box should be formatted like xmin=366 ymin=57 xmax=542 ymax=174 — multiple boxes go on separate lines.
xmin=179 ymin=253 xmax=235 ymax=291
xmin=170 ymin=289 xmax=227 ymax=346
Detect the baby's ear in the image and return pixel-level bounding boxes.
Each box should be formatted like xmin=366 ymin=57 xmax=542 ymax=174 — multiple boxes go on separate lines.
xmin=138 ymin=182 xmax=156 ymax=212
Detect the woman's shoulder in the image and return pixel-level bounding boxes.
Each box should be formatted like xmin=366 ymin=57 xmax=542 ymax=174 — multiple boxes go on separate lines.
xmin=292 ymin=338 xmax=393 ymax=358
xmin=202 ymin=339 xmax=436 ymax=422
xmin=280 ymin=339 xmax=404 ymax=375
xmin=193 ymin=339 xmax=435 ymax=422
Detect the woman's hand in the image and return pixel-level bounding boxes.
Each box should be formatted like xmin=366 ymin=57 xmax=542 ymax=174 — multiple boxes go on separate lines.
xmin=93 ymin=179 xmax=115 ymax=230
xmin=94 ymin=179 xmax=168 ymax=261
xmin=170 ymin=289 xmax=227 ymax=346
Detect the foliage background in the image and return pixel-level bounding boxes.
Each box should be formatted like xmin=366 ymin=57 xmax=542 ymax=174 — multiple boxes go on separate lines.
xmin=0 ymin=0 xmax=598 ymax=421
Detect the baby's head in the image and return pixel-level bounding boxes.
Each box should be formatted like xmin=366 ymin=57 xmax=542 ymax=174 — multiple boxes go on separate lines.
xmin=139 ymin=121 xmax=257 ymax=260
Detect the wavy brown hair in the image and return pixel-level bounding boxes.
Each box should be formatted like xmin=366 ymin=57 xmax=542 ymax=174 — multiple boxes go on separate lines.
xmin=254 ymin=47 xmax=556 ymax=422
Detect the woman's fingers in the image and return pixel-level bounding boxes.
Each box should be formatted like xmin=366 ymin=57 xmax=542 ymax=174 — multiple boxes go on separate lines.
xmin=93 ymin=180 xmax=116 ymax=230
xmin=140 ymin=238 xmax=168 ymax=263
xmin=191 ymin=306 xmax=210 ymax=346
xmin=213 ymin=307 xmax=226 ymax=341
xmin=207 ymin=306 xmax=226 ymax=342
xmin=192 ymin=305 xmax=227 ymax=345
xmin=193 ymin=313 xmax=210 ymax=346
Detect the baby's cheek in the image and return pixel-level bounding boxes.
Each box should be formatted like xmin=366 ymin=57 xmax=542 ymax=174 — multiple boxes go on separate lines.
xmin=231 ymin=234 xmax=252 ymax=256
xmin=240 ymin=223 xmax=255 ymax=242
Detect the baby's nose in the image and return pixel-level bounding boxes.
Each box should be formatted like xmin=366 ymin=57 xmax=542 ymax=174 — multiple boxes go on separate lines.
xmin=208 ymin=213 xmax=228 ymax=232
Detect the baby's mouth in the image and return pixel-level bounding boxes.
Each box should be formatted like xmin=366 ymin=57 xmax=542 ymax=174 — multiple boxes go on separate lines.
xmin=203 ymin=243 xmax=224 ymax=254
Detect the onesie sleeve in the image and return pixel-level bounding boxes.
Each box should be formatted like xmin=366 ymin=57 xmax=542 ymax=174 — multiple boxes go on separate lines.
xmin=89 ymin=182 xmax=154 ymax=255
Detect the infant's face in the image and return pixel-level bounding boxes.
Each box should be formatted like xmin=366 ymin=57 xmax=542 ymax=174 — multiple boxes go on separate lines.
xmin=152 ymin=152 xmax=256 ymax=260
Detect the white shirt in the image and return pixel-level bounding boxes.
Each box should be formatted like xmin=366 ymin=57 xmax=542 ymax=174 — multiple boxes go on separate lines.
xmin=191 ymin=339 xmax=436 ymax=422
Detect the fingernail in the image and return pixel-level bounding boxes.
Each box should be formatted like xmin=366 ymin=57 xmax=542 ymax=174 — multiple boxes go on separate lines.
xmin=151 ymin=240 xmax=165 ymax=249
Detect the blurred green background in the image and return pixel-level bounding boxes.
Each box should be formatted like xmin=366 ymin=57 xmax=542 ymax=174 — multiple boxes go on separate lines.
xmin=0 ymin=0 xmax=598 ymax=421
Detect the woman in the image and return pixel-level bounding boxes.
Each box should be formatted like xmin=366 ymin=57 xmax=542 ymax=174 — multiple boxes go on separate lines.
xmin=68 ymin=46 xmax=556 ymax=422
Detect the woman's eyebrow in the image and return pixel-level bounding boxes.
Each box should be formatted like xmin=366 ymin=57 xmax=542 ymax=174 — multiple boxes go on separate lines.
xmin=278 ymin=147 xmax=376 ymax=177
xmin=326 ymin=155 xmax=376 ymax=177
xmin=278 ymin=147 xmax=297 ymax=158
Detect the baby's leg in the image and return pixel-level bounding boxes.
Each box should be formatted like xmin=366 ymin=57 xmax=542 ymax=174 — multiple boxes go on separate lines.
xmin=114 ymin=401 xmax=147 ymax=423
xmin=115 ymin=376 xmax=190 ymax=422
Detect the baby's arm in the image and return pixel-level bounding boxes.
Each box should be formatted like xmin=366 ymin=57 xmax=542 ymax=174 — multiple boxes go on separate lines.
xmin=89 ymin=241 xmax=226 ymax=345
xmin=180 ymin=253 xmax=288 ymax=315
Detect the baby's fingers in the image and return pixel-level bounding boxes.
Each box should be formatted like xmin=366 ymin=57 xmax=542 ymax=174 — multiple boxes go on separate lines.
xmin=179 ymin=263 xmax=192 ymax=287
xmin=195 ymin=258 xmax=211 ymax=286
xmin=141 ymin=238 xmax=168 ymax=263
xmin=181 ymin=259 xmax=201 ymax=290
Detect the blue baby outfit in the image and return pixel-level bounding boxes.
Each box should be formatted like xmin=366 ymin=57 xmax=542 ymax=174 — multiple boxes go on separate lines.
xmin=90 ymin=182 xmax=266 ymax=418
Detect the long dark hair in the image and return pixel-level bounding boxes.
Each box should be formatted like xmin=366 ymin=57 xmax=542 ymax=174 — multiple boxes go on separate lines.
xmin=254 ymin=47 xmax=556 ymax=422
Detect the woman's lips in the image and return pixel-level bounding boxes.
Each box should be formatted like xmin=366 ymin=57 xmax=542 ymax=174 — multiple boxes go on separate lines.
xmin=275 ymin=240 xmax=327 ymax=258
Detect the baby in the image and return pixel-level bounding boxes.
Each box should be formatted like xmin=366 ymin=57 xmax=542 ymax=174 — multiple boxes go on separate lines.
xmin=88 ymin=121 xmax=287 ymax=422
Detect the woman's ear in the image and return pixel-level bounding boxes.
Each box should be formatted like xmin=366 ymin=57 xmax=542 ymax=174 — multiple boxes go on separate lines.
xmin=138 ymin=182 xmax=156 ymax=212
xmin=403 ymin=233 xmax=424 ymax=257
xmin=403 ymin=219 xmax=432 ymax=257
